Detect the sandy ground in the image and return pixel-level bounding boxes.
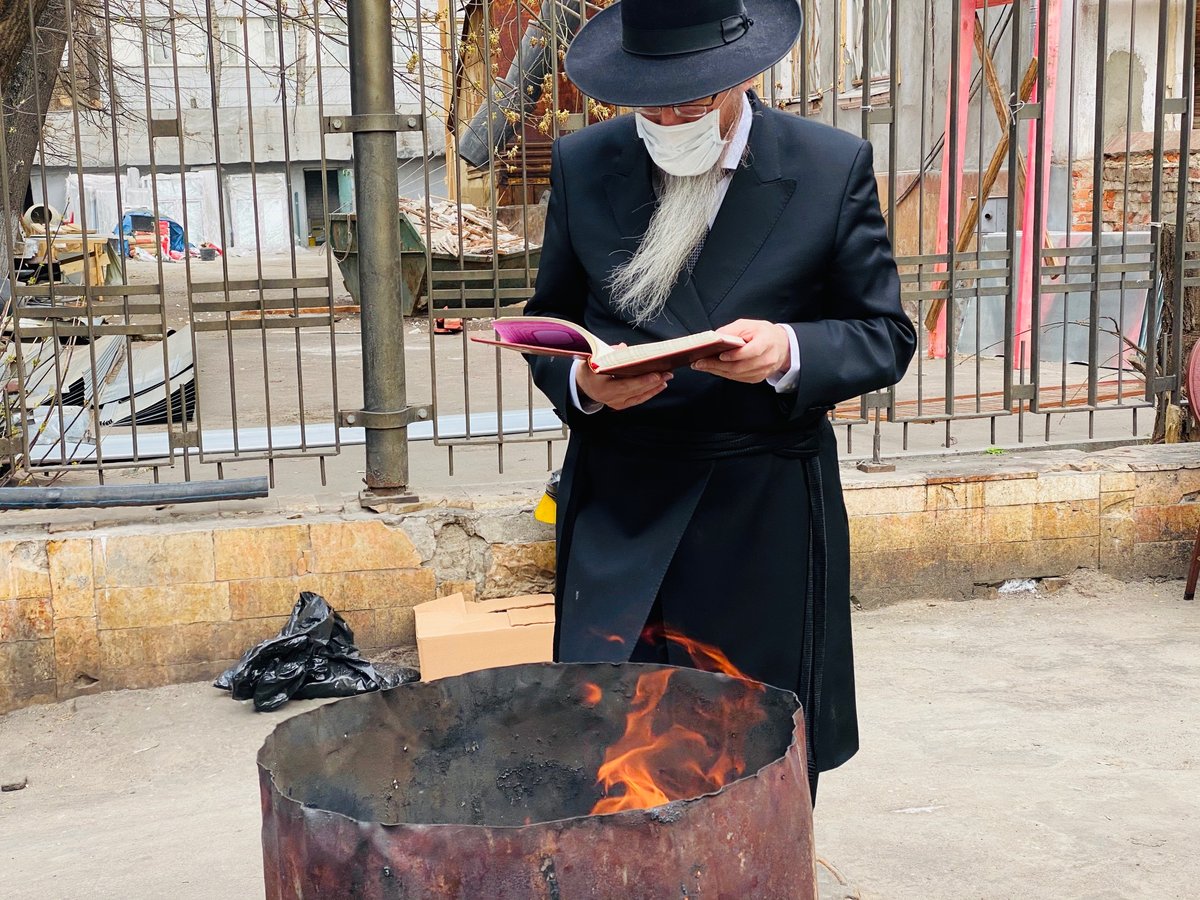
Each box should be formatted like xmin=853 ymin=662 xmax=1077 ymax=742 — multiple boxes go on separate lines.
xmin=2 ymin=573 xmax=1197 ymax=899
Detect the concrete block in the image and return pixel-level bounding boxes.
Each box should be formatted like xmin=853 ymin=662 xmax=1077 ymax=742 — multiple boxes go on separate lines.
xmin=1099 ymin=517 xmax=1136 ymax=573
xmin=982 ymin=506 xmax=1035 ymax=543
xmin=438 ymin=579 xmax=478 ymax=602
xmin=340 ymin=606 xmax=418 ymax=650
xmin=483 ymin=541 xmax=557 ymax=598
xmin=0 ymin=540 xmax=51 ymax=600
xmin=100 ymin=624 xmax=214 ymax=670
xmin=0 ymin=598 xmax=54 ymax=643
xmin=1099 ymin=491 xmax=1135 ymax=517
xmin=102 ymin=666 xmax=174 ymax=692
xmin=1100 ymin=471 xmax=1136 ymax=492
xmin=930 ymin=508 xmax=982 ymax=544
xmin=1131 ymin=540 xmax=1192 ymax=578
xmin=210 ymin=617 xmax=289 ymax=661
xmin=213 ymin=525 xmax=309 ymax=581
xmin=308 ymin=520 xmax=422 ymax=573
xmin=54 ymin=616 xmax=101 ymax=698
xmin=850 ymin=549 xmax=945 ymax=606
xmin=1034 ymin=500 xmax=1101 ymax=540
xmin=97 ymin=532 xmax=216 ymax=588
xmin=1030 ymin=537 xmax=1099 ymax=576
xmin=336 ymin=609 xmax=376 ymax=646
xmin=945 ymin=543 xmax=1012 ymax=587
xmin=1035 ymin=473 xmax=1101 ymax=504
xmin=298 ymin=568 xmax=436 ymax=614
xmin=98 ymin=582 xmax=231 ymax=630
xmin=1133 ymin=504 xmax=1200 ymax=544
xmin=0 ymin=639 xmax=55 ymax=686
xmin=227 ymin=578 xmax=302 ymax=620
xmin=950 ymin=537 xmax=1096 ymax=585
xmin=848 ymin=512 xmax=928 ymax=553
xmin=168 ymin=661 xmax=235 ymax=685
xmin=0 ymin=679 xmax=56 ymax=715
xmin=47 ymin=540 xmax=96 ymax=619
xmin=926 ymin=481 xmax=984 ymax=511
xmin=842 ymin=484 xmax=926 ymax=517
xmin=1133 ymin=469 xmax=1200 ymax=508
xmin=369 ymin=605 xmax=418 ymax=649
xmin=982 ymin=476 xmax=1038 ymax=507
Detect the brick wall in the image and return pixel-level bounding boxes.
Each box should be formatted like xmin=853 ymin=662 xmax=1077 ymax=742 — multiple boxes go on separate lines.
xmin=1070 ymin=131 xmax=1200 ymax=231
xmin=3 ymin=444 xmax=1199 ymax=715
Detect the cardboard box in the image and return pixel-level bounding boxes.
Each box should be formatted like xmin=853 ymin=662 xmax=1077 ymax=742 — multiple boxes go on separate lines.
xmin=414 ymin=592 xmax=555 ymax=681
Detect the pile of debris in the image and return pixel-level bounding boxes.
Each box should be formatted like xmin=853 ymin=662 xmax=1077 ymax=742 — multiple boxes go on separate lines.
xmin=1 ymin=325 xmax=196 ymax=465
xmin=399 ymin=198 xmax=533 ymax=257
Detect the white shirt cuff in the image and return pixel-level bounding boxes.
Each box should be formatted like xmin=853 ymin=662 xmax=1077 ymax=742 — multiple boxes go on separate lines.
xmin=569 ymin=358 xmax=604 ymax=413
xmin=766 ymin=324 xmax=801 ymax=393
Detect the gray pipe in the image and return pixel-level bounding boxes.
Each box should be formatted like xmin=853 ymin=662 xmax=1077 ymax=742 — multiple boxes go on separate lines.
xmin=0 ymin=476 xmax=270 ymax=509
xmin=457 ymin=0 xmax=584 ymax=170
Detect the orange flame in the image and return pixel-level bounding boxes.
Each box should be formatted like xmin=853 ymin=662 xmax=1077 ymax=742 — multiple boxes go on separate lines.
xmin=590 ymin=630 xmax=765 ymax=815
xmin=581 ymin=682 xmax=603 ymax=706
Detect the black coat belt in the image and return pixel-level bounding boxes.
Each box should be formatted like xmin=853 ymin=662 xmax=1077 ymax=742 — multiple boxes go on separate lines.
xmin=574 ymin=417 xmax=828 ymax=797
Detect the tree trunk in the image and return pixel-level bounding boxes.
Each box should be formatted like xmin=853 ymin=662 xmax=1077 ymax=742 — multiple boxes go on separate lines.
xmin=1153 ymin=222 xmax=1200 ymax=442
xmin=3 ymin=0 xmax=69 ymax=237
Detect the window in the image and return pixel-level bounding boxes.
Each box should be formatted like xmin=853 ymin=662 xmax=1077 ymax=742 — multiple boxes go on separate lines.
xmin=321 ymin=21 xmax=349 ymax=67
xmin=784 ymin=0 xmax=892 ymax=104
xmin=794 ymin=0 xmax=827 ymax=100
xmin=146 ymin=17 xmax=207 ymax=68
xmin=148 ymin=20 xmax=173 ymax=66
xmin=842 ymin=0 xmax=891 ymax=92
xmin=219 ymin=18 xmax=242 ymax=66
xmin=263 ymin=16 xmax=278 ymax=66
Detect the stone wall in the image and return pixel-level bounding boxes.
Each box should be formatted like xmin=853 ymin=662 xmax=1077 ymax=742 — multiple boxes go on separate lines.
xmin=3 ymin=443 xmax=1199 ymax=715
xmin=846 ymin=446 xmax=1198 ymax=606
xmin=1070 ymin=131 xmax=1200 ymax=231
xmin=0 ymin=512 xmax=555 ymax=715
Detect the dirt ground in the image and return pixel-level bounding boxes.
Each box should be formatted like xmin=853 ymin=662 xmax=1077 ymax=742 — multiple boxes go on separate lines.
xmin=2 ymin=573 xmax=1197 ymax=899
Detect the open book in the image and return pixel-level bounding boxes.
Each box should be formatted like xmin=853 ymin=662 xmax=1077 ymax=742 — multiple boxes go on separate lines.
xmin=471 ymin=316 xmax=744 ymax=377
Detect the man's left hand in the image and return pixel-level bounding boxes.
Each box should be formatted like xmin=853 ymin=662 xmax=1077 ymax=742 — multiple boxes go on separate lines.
xmin=692 ymin=319 xmax=790 ymax=383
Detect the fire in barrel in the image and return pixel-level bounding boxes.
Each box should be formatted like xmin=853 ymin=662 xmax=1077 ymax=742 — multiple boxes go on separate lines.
xmin=258 ymin=659 xmax=816 ymax=898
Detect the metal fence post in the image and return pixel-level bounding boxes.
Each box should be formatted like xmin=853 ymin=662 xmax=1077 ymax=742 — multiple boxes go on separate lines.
xmin=345 ymin=0 xmax=424 ymax=499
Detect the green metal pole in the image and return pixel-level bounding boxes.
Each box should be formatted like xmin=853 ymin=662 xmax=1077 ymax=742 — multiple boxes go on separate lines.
xmin=348 ymin=0 xmax=409 ymax=493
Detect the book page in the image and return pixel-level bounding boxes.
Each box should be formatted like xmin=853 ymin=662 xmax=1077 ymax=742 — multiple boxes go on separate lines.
xmin=594 ymin=332 xmax=741 ymax=370
xmin=492 ymin=317 xmax=606 ymax=355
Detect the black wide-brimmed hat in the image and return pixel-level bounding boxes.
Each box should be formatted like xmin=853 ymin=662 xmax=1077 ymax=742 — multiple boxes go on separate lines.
xmin=564 ymin=0 xmax=802 ymax=108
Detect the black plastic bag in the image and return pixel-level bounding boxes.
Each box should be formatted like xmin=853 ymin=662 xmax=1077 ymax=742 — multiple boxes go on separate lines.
xmin=214 ymin=592 xmax=419 ymax=712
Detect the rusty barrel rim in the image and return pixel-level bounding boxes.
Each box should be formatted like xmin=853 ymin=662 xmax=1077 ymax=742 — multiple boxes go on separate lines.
xmin=257 ymin=660 xmax=806 ymax=831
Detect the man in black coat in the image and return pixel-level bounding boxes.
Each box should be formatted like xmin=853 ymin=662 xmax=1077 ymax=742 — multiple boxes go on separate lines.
xmin=523 ymin=0 xmax=916 ymax=800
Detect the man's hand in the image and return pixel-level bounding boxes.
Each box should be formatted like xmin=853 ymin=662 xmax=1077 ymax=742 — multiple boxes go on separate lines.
xmin=576 ymin=345 xmax=672 ymax=411
xmin=692 ymin=319 xmax=791 ymax=383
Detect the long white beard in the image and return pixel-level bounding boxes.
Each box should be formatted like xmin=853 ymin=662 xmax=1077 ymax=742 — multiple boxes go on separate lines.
xmin=607 ymin=163 xmax=724 ymax=326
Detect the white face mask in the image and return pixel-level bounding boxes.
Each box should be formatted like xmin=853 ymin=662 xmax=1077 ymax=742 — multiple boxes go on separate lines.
xmin=634 ymin=108 xmax=727 ymax=177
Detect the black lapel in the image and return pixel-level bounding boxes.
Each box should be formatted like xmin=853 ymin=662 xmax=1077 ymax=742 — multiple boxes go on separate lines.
xmin=691 ymin=96 xmax=797 ymax=318
xmin=602 ymin=119 xmax=715 ymax=338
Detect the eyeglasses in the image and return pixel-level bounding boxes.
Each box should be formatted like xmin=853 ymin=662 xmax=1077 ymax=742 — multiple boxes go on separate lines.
xmin=634 ymin=94 xmax=720 ymax=122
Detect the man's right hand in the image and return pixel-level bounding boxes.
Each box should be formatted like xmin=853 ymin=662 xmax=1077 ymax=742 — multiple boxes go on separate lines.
xmin=575 ymin=349 xmax=672 ymax=411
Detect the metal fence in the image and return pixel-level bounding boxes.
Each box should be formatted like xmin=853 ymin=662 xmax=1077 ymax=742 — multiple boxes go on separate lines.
xmin=0 ymin=0 xmax=1197 ymax=506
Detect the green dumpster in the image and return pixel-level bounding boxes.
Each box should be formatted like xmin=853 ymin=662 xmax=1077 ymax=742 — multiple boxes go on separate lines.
xmin=329 ymin=212 xmax=426 ymax=316
xmin=330 ymin=211 xmax=541 ymax=316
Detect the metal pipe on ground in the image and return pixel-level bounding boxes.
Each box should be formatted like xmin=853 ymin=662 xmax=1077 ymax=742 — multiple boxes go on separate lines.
xmin=0 ymin=476 xmax=269 ymax=509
